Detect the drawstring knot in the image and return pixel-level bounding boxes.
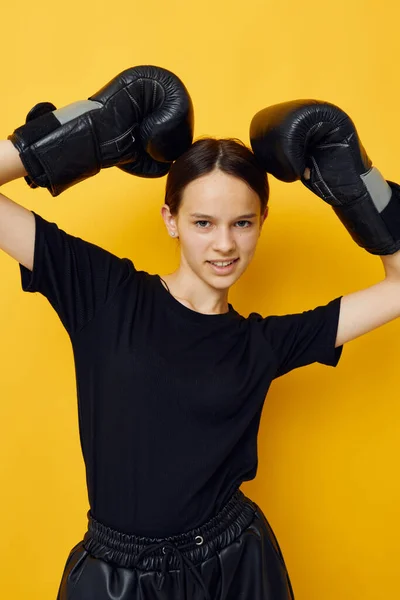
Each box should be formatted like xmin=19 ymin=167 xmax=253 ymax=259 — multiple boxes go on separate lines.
xmin=132 ymin=539 xmax=211 ymax=600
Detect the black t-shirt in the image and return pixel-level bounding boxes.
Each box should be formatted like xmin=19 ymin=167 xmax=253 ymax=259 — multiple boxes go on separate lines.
xmin=19 ymin=212 xmax=343 ymax=537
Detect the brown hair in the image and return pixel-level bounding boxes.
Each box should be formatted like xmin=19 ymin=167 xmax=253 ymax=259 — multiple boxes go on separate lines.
xmin=164 ymin=137 xmax=269 ymax=217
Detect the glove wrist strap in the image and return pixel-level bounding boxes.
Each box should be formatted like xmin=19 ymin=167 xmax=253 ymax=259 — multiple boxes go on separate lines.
xmin=333 ymin=177 xmax=400 ymax=255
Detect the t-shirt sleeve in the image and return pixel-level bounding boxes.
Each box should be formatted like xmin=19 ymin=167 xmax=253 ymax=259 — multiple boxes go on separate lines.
xmin=19 ymin=211 xmax=135 ymax=336
xmin=258 ymin=296 xmax=343 ymax=378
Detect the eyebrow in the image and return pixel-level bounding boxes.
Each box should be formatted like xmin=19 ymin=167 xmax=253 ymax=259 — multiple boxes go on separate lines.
xmin=189 ymin=213 xmax=258 ymax=219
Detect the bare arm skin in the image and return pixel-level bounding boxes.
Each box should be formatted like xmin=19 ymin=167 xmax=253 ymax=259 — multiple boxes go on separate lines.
xmin=0 ymin=140 xmax=35 ymax=270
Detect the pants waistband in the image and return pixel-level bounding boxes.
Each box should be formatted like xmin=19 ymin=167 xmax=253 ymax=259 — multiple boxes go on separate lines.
xmin=82 ymin=488 xmax=257 ymax=571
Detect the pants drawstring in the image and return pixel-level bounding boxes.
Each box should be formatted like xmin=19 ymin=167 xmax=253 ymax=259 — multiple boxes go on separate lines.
xmin=133 ymin=540 xmax=212 ymax=600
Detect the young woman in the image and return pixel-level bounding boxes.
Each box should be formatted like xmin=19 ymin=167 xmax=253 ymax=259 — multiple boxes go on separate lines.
xmin=2 ymin=69 xmax=400 ymax=600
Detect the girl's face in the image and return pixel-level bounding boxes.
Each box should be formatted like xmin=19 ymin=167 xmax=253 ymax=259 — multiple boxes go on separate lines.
xmin=162 ymin=169 xmax=268 ymax=290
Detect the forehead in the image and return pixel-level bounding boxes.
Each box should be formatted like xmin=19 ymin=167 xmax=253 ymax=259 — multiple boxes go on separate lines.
xmin=181 ymin=171 xmax=259 ymax=213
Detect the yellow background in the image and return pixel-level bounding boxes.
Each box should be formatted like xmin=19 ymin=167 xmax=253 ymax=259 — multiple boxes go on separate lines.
xmin=1 ymin=1 xmax=400 ymax=598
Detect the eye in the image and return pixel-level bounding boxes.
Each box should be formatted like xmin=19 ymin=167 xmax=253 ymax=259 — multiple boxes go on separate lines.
xmin=236 ymin=220 xmax=252 ymax=228
xmin=195 ymin=220 xmax=210 ymax=228
xmin=194 ymin=220 xmax=253 ymax=229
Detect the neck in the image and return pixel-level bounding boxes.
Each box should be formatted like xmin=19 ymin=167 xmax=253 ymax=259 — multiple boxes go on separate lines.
xmin=159 ymin=272 xmax=230 ymax=315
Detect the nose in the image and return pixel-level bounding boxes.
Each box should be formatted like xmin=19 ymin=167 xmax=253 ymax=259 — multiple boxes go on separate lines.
xmin=212 ymin=227 xmax=237 ymax=253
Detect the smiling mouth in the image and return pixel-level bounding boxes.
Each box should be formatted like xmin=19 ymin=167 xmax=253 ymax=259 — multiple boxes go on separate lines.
xmin=207 ymin=259 xmax=238 ymax=264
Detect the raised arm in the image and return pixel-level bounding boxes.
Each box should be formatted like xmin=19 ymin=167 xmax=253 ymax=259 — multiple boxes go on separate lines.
xmin=249 ymin=99 xmax=400 ymax=347
xmin=1 ymin=65 xmax=194 ymax=273
xmin=0 ymin=140 xmax=35 ymax=270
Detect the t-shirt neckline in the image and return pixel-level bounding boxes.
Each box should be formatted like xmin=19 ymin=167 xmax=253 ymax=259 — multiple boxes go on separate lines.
xmin=154 ymin=274 xmax=238 ymax=324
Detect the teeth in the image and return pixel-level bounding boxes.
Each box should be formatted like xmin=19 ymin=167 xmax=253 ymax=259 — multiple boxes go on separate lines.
xmin=211 ymin=260 xmax=235 ymax=267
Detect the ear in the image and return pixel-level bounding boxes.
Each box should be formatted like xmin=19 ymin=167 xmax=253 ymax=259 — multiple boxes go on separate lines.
xmin=161 ymin=204 xmax=178 ymax=236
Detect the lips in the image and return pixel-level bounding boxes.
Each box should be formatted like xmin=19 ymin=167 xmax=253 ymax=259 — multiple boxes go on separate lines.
xmin=207 ymin=258 xmax=239 ymax=274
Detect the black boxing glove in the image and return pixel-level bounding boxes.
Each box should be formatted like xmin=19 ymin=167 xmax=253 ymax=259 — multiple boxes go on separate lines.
xmin=8 ymin=65 xmax=194 ymax=196
xmin=249 ymin=99 xmax=400 ymax=255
